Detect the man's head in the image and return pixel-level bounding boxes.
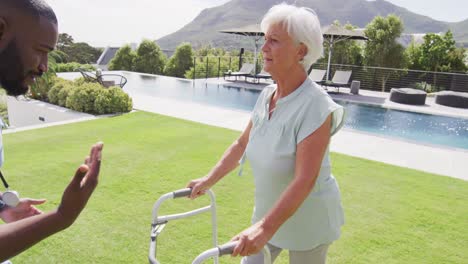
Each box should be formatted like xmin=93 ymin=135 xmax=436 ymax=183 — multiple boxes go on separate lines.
xmin=0 ymin=0 xmax=58 ymax=96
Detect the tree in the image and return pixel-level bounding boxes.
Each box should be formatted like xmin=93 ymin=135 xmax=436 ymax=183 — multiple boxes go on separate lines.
xmin=405 ymin=40 xmax=423 ymax=70
xmin=49 ymin=50 xmax=69 ymax=64
xmin=164 ymin=43 xmax=194 ymax=78
xmin=65 ymin=42 xmax=102 ymax=64
xmin=407 ymin=31 xmax=468 ymax=91
xmin=56 ymin=33 xmax=102 ymax=64
xmin=184 ymin=46 xmax=240 ymax=79
xmin=134 ymin=40 xmax=166 ymax=74
xmin=319 ymin=21 xmax=363 ymax=66
xmin=364 ymin=15 xmax=407 ymax=91
xmin=57 ymin=33 xmax=74 ymax=51
xmin=109 ymin=45 xmax=136 ymax=71
xmin=419 ymin=31 xmax=467 ymax=73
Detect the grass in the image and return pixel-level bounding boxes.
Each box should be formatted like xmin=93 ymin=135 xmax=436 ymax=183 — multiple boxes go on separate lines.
xmin=3 ymin=111 xmax=467 ymax=263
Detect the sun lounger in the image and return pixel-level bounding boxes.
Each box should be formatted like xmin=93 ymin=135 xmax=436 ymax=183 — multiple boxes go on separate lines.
xmin=320 ymin=70 xmax=352 ymax=93
xmin=309 ymin=69 xmax=326 ymax=83
xmin=223 ymin=63 xmax=255 ymax=81
xmin=247 ymin=70 xmax=272 ymax=84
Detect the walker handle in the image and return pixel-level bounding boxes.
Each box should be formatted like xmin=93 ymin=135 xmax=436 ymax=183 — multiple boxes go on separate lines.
xmin=192 ymin=241 xmax=271 ymax=264
xmin=218 ymin=241 xmax=237 ymax=256
xmin=173 ymin=188 xmax=192 ymax=198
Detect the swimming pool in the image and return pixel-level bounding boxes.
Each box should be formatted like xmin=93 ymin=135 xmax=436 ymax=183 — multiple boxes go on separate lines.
xmin=122 ymin=72 xmax=468 ymax=150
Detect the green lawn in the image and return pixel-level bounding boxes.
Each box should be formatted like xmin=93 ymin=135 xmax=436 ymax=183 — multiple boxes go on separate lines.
xmin=4 ymin=111 xmax=467 ymax=263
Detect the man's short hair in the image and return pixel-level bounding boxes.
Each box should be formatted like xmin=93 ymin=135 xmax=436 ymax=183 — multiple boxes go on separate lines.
xmin=0 ymin=0 xmax=57 ymax=24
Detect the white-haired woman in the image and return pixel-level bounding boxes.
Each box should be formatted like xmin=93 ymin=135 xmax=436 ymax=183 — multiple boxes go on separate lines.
xmin=187 ymin=3 xmax=345 ymax=263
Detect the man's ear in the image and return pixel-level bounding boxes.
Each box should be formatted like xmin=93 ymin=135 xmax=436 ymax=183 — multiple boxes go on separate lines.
xmin=0 ymin=17 xmax=9 ymax=45
xmin=0 ymin=17 xmax=6 ymax=40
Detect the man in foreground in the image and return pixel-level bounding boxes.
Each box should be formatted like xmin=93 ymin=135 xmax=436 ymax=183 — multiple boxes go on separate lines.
xmin=0 ymin=0 xmax=104 ymax=261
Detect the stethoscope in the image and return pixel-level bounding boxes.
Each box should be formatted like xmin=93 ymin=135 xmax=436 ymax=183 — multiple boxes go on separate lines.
xmin=0 ymin=118 xmax=19 ymax=207
xmin=0 ymin=170 xmax=20 ymax=207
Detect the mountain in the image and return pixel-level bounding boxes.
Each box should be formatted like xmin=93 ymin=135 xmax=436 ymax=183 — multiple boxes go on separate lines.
xmin=449 ymin=19 xmax=468 ymax=45
xmin=156 ymin=0 xmax=468 ymax=51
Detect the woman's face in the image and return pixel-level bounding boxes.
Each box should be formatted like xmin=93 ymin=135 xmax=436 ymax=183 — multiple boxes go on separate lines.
xmin=261 ymin=23 xmax=305 ymax=76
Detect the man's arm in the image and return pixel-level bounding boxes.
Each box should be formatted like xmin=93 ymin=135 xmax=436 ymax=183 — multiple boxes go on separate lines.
xmin=0 ymin=142 xmax=103 ymax=262
xmin=0 ymin=208 xmax=68 ymax=261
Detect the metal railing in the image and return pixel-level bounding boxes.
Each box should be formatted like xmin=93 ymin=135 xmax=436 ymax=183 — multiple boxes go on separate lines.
xmin=312 ymin=63 xmax=468 ymax=93
xmin=190 ymin=56 xmax=259 ymax=80
xmin=190 ymin=56 xmax=468 ymax=93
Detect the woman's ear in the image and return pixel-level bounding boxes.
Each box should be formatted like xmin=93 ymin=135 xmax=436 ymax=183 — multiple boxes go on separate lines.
xmin=298 ymin=43 xmax=308 ymax=61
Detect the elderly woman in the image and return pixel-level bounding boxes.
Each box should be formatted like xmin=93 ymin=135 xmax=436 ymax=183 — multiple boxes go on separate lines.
xmin=187 ymin=3 xmax=345 ymax=263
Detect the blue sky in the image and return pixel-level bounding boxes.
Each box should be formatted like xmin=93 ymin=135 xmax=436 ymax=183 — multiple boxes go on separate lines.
xmin=46 ymin=0 xmax=467 ymax=47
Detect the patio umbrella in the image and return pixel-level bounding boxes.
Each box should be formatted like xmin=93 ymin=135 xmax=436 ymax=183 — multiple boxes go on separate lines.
xmin=220 ymin=23 xmax=368 ymax=78
xmin=322 ymin=24 xmax=368 ymax=81
xmin=219 ymin=24 xmax=263 ymax=75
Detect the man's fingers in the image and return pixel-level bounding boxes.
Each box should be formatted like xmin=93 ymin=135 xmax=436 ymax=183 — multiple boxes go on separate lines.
xmin=69 ymin=164 xmax=89 ymax=190
xmin=89 ymin=143 xmax=97 ymax=162
xmin=89 ymin=142 xmax=103 ymax=173
xmin=82 ymin=143 xmax=103 ymax=191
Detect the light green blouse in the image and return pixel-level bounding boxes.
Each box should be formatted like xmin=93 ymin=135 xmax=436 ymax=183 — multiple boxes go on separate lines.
xmin=244 ymin=77 xmax=345 ymax=250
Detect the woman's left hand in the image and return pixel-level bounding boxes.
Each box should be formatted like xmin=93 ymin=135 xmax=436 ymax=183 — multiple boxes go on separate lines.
xmin=230 ymin=220 xmax=274 ymax=257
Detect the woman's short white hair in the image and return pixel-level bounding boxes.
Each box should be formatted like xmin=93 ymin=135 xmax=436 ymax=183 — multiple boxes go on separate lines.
xmin=261 ymin=3 xmax=323 ymax=71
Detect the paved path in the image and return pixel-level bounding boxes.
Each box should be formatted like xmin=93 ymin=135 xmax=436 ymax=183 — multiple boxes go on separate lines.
xmin=5 ymin=96 xmax=96 ymax=132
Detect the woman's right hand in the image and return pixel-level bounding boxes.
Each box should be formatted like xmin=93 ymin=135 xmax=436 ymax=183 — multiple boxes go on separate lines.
xmin=186 ymin=176 xmax=212 ymax=200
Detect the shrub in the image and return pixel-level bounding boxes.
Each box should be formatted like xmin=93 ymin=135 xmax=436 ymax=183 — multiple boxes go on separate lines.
xmin=73 ymin=77 xmax=95 ymax=86
xmin=94 ymin=89 xmax=112 ymax=114
xmin=413 ymin=82 xmax=440 ymax=93
xmin=66 ymin=83 xmax=101 ymax=113
xmin=57 ymin=86 xmax=74 ymax=107
xmin=48 ymin=78 xmax=73 ymax=105
xmin=94 ymin=87 xmax=133 ymax=114
xmin=108 ymin=87 xmax=133 ymax=113
xmin=47 ymin=78 xmax=132 ymax=114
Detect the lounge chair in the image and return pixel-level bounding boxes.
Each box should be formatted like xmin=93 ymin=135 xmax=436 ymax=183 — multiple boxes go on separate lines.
xmin=76 ymin=68 xmax=128 ymax=88
xmin=309 ymin=69 xmax=326 ymax=83
xmin=321 ymin=70 xmax=352 ymax=93
xmin=224 ymin=63 xmax=254 ymax=81
xmin=247 ymin=70 xmax=272 ymax=84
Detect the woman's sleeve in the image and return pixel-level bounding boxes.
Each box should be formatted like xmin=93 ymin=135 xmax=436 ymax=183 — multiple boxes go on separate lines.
xmin=296 ymin=98 xmax=345 ymax=144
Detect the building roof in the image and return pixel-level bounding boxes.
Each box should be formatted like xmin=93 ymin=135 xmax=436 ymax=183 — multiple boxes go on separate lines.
xmin=96 ymin=47 xmax=120 ymax=65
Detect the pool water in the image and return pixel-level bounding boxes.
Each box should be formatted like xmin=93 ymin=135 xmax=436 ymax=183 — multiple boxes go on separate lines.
xmin=340 ymin=101 xmax=468 ymax=149
xmin=123 ymin=72 xmax=468 ymax=150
